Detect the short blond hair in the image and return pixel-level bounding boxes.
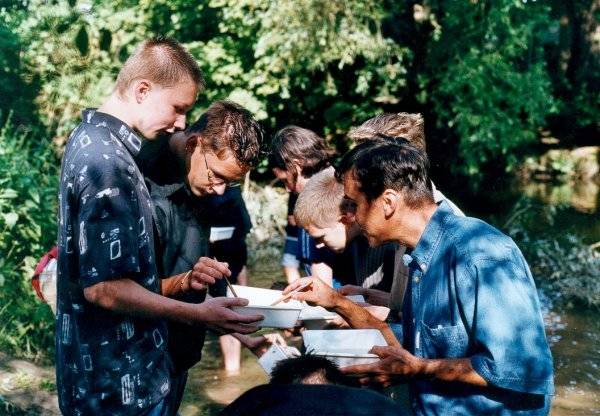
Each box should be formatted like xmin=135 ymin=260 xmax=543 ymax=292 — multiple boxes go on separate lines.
xmin=347 ymin=113 xmax=426 ymax=152
xmin=115 ymin=37 xmax=204 ymax=95
xmin=294 ymin=167 xmax=344 ymax=229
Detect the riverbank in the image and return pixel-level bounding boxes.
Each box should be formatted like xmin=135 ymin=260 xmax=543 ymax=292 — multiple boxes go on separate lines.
xmin=0 ymin=352 xmax=58 ymax=415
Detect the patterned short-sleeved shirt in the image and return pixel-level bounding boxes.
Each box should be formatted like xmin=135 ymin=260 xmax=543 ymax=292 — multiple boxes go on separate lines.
xmin=56 ymin=109 xmax=171 ymax=416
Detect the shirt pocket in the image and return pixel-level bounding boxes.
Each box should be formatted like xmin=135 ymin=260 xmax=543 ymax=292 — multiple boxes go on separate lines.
xmin=421 ymin=322 xmax=469 ymax=359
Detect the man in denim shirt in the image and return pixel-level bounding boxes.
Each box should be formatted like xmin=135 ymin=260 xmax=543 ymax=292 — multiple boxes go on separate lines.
xmin=285 ymin=138 xmax=554 ymax=414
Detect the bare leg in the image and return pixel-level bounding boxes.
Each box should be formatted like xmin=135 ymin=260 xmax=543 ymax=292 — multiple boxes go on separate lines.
xmin=284 ymin=266 xmax=301 ymax=284
xmin=220 ymin=334 xmax=242 ymax=375
xmin=236 ymin=266 xmax=249 ymax=286
xmin=220 ymin=266 xmax=247 ymax=374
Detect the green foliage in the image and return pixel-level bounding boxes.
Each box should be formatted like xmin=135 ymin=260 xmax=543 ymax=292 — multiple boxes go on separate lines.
xmin=0 ymin=116 xmax=58 ymax=360
xmin=0 ymin=13 xmax=39 ymax=127
xmin=424 ymin=0 xmax=556 ymax=177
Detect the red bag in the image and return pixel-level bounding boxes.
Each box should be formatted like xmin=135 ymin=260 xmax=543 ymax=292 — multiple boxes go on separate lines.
xmin=32 ymin=246 xmax=58 ymax=302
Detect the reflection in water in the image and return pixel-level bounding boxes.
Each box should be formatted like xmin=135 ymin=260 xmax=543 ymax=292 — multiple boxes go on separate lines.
xmin=541 ymin=293 xmax=600 ymax=415
xmin=521 ymin=179 xmax=599 ymax=214
xmin=180 ymin=339 xmax=268 ymax=416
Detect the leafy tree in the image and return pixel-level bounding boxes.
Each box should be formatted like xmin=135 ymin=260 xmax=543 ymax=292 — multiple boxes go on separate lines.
xmin=0 ymin=116 xmax=58 ymax=360
xmin=410 ymin=0 xmax=556 ymax=178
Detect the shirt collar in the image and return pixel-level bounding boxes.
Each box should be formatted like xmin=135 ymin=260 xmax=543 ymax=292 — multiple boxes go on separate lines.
xmin=406 ymin=200 xmax=454 ymax=272
xmin=81 ymin=108 xmax=144 ymax=159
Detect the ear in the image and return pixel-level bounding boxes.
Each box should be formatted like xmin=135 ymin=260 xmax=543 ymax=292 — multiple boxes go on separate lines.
xmin=292 ymin=162 xmax=303 ymax=178
xmin=133 ymin=80 xmax=152 ymax=104
xmin=381 ymin=189 xmax=399 ymax=219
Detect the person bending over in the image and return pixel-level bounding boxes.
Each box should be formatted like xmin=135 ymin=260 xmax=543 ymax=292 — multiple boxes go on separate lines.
xmin=284 ymin=139 xmax=554 ymax=415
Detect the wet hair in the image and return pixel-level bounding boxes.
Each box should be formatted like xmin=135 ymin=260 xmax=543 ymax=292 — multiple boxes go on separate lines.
xmin=294 ymin=167 xmax=344 ymax=229
xmin=268 ymin=126 xmax=336 ymax=178
xmin=335 ymin=139 xmax=434 ymax=207
xmin=185 ymin=100 xmax=263 ymax=168
xmin=270 ymin=355 xmax=349 ymax=386
xmin=348 ymin=113 xmax=426 ymax=152
xmin=115 ymin=36 xmax=204 ymax=94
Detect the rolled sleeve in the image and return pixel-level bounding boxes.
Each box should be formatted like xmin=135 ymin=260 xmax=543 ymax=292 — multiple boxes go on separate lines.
xmin=463 ymin=254 xmax=554 ymax=395
xmin=76 ymin=162 xmax=143 ymax=287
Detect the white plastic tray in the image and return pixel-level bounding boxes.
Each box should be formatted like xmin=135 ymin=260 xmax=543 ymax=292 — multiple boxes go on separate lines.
xmin=258 ymin=344 xmax=301 ymax=375
xmin=227 ymin=285 xmax=303 ymax=328
xmin=303 ymin=329 xmax=386 ymax=367
xmin=209 ymin=226 xmax=235 ymax=242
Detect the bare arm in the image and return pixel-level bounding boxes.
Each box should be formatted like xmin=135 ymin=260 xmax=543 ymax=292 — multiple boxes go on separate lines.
xmin=332 ymin=296 xmax=400 ymax=347
xmin=421 ymin=357 xmax=487 ymax=386
xmin=338 ymin=285 xmax=391 ymax=306
xmin=84 ymin=278 xmax=262 ymax=333
xmin=284 ymin=277 xmax=400 ymax=346
xmin=341 ymin=345 xmax=487 ymax=387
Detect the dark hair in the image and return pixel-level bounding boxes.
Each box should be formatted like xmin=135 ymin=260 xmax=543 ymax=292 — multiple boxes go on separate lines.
xmin=335 ymin=139 xmax=434 ymax=207
xmin=185 ymin=100 xmax=263 ymax=168
xmin=270 ymin=356 xmax=349 ymax=385
xmin=116 ymin=36 xmax=204 ymax=94
xmin=268 ymin=126 xmax=336 ymax=178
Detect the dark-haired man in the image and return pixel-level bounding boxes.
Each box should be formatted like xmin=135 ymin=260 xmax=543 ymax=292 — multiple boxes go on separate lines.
xmin=284 ymin=139 xmax=554 ymax=414
xmin=138 ymin=100 xmax=265 ymax=414
xmin=56 ymin=39 xmax=261 ymax=416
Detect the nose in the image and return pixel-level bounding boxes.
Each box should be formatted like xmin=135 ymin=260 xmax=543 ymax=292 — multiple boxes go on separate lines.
xmin=173 ymin=114 xmax=186 ymax=131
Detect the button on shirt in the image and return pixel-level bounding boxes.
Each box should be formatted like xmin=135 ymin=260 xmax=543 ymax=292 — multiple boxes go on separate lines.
xmin=56 ymin=109 xmax=170 ymax=415
xmin=402 ymin=201 xmax=554 ymax=415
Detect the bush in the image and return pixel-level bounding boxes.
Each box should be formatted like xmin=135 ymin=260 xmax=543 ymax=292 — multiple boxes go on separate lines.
xmin=504 ymin=199 xmax=600 ymax=309
xmin=0 ymin=116 xmax=58 ymax=361
xmin=243 ymin=181 xmax=288 ymax=268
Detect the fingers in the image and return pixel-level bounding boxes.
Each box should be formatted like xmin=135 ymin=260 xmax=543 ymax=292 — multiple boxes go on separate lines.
xmin=189 ymin=280 xmax=207 ymax=291
xmin=229 ymin=313 xmax=264 ymax=324
xmin=193 ymin=257 xmax=232 ymax=279
xmin=369 ymin=345 xmax=392 ymax=358
xmin=225 ymin=323 xmax=260 ymax=334
xmin=216 ymin=297 xmax=250 ymax=307
xmin=340 ymin=362 xmax=380 ymax=375
xmin=289 ymin=291 xmax=313 ymax=303
xmin=265 ymin=333 xmax=286 ymax=345
xmin=282 ymin=277 xmax=313 ymax=295
xmin=208 ymin=323 xmax=260 ymax=335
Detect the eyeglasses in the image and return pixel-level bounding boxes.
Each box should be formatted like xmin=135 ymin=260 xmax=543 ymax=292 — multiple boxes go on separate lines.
xmin=202 ymin=152 xmax=235 ymax=189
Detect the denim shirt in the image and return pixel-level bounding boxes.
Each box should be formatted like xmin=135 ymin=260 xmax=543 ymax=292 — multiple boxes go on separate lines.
xmin=402 ymin=201 xmax=554 ymax=415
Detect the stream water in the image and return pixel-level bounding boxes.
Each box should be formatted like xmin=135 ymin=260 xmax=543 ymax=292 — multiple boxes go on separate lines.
xmin=180 ymin=178 xmax=600 ymax=415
